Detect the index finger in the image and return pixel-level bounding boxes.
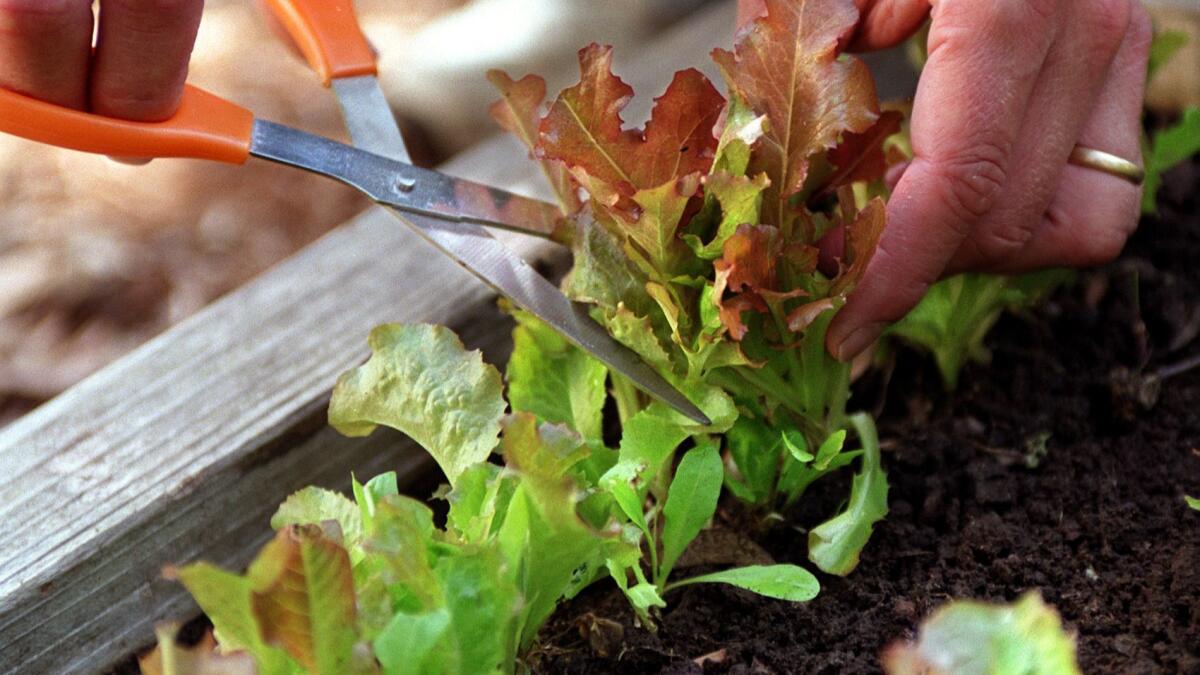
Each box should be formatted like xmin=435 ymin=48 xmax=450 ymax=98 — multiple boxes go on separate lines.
xmin=90 ymin=0 xmax=204 ymax=121
xmin=826 ymin=0 xmax=1055 ymax=361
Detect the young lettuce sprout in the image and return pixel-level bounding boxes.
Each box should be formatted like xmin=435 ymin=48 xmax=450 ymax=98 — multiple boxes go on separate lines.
xmin=883 ymin=592 xmax=1081 ymax=675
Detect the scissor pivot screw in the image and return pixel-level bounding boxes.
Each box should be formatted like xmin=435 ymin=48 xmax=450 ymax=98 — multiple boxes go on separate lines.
xmin=394 ymin=176 xmax=417 ymax=194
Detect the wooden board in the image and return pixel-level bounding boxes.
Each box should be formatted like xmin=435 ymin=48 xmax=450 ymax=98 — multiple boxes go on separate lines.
xmin=0 ymin=3 xmax=740 ymax=673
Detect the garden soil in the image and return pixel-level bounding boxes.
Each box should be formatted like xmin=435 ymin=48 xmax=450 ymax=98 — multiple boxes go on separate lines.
xmin=531 ymin=165 xmax=1200 ymax=674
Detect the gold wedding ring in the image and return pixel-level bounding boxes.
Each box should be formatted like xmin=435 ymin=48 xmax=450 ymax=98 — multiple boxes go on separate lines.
xmin=1068 ymin=145 xmax=1145 ymax=186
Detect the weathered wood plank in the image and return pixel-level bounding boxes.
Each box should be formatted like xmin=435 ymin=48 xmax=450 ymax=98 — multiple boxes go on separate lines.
xmin=0 ymin=4 xmax=739 ymax=673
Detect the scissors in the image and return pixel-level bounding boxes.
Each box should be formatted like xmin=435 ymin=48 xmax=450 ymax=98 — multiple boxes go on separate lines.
xmin=0 ymin=0 xmax=709 ymax=425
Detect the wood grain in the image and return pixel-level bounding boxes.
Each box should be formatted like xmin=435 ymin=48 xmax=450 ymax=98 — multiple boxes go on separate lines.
xmin=0 ymin=4 xmax=738 ymax=673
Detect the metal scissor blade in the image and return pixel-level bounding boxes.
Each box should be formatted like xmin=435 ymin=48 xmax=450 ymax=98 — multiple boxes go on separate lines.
xmin=250 ymin=120 xmax=562 ymax=239
xmin=247 ymin=120 xmax=709 ymax=424
xmin=331 ymin=75 xmax=410 ymax=163
xmin=381 ymin=207 xmax=711 ymax=426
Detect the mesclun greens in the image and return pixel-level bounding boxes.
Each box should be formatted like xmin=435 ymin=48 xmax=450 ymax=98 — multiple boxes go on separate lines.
xmin=490 ymin=0 xmax=894 ymax=569
xmin=153 ymin=0 xmax=903 ymax=669
xmin=160 ymin=325 xmax=817 ymax=674
xmin=883 ymin=592 xmax=1081 ymax=675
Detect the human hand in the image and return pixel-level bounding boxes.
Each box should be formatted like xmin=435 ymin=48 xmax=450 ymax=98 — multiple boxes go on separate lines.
xmin=831 ymin=0 xmax=1152 ymax=360
xmin=741 ymin=0 xmax=1153 ymax=361
xmin=0 ymin=0 xmax=204 ymax=121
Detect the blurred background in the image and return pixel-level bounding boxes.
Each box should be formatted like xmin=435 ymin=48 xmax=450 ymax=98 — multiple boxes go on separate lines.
xmin=0 ymin=0 xmax=716 ymax=427
xmin=0 ymin=0 xmax=1194 ymax=428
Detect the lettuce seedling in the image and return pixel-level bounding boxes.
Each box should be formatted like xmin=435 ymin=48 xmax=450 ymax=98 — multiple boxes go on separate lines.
xmin=888 ymin=271 xmax=1069 ymax=390
xmin=883 ymin=592 xmax=1081 ymax=675
xmin=1187 ymin=495 xmax=1200 ymax=511
xmin=490 ymin=0 xmax=897 ymax=573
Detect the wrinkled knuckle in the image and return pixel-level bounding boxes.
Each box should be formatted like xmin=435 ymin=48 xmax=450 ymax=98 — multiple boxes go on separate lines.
xmin=930 ymin=142 xmax=1011 ymax=224
xmin=975 ymin=222 xmax=1036 ymax=261
xmin=938 ymin=0 xmax=1041 ymax=32
xmin=872 ymin=238 xmax=936 ymax=322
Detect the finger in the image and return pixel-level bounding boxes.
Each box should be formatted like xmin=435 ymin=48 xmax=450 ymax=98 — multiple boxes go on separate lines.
xmin=947 ymin=0 xmax=1131 ymax=273
xmin=988 ymin=2 xmax=1151 ymax=273
xmin=91 ymin=0 xmax=204 ymax=121
xmin=849 ymin=0 xmax=931 ymax=52
xmin=827 ymin=0 xmax=1057 ymax=361
xmin=0 ymin=0 xmax=92 ymax=108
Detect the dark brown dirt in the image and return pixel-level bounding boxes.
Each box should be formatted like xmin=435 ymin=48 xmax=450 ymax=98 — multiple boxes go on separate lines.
xmin=531 ymin=165 xmax=1200 ymax=674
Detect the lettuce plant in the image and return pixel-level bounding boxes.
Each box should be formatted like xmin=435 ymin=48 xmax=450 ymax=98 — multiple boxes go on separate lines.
xmin=490 ymin=0 xmax=895 ymax=570
xmin=883 ymin=592 xmax=1081 ymax=675
xmin=887 ymin=271 xmax=1069 ymax=390
xmin=162 ymin=325 xmax=818 ymax=674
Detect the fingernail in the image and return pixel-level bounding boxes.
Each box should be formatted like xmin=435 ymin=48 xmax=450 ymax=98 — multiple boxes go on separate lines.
xmin=833 ymin=321 xmax=885 ymax=362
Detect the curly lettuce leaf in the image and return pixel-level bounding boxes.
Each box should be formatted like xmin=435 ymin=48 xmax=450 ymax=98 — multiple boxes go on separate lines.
xmin=888 ymin=271 xmax=1067 ymax=390
xmin=271 ymin=487 xmax=363 ymax=553
xmin=539 ymin=44 xmax=724 ymax=199
xmin=497 ymin=414 xmax=612 ymax=649
xmin=167 ymin=564 xmax=297 ymax=675
xmin=883 ymin=592 xmax=1080 ymax=675
xmin=713 ymin=0 xmax=878 ymax=231
xmin=329 ymin=324 xmax=506 ymax=486
xmin=712 ymin=95 xmax=768 ymax=176
xmin=685 ymin=171 xmax=771 ymax=260
xmin=808 ymin=413 xmax=887 ymax=575
xmin=815 ymin=109 xmax=904 ymax=198
xmin=487 ymin=70 xmax=581 ymax=216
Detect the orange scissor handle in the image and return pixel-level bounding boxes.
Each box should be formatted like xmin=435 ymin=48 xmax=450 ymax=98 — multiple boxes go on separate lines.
xmin=262 ymin=0 xmax=377 ymax=87
xmin=0 ymin=85 xmax=255 ymax=163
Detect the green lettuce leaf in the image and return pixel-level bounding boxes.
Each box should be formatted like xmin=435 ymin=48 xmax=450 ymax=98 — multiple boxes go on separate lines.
xmin=329 ymin=324 xmax=506 ymax=486
xmin=497 ymin=414 xmax=609 ymax=651
xmin=271 ymin=487 xmax=362 ymax=552
xmin=659 ymin=443 xmax=723 ymax=583
xmin=883 ymin=592 xmax=1080 ymax=675
xmin=374 ymin=609 xmax=451 ymax=675
xmin=168 ymin=564 xmax=296 ymax=675
xmin=247 ymin=525 xmax=361 ymax=675
xmin=507 ymin=310 xmax=608 ymax=441
xmin=668 ymin=564 xmax=819 ymax=602
xmin=1143 ymin=107 xmax=1200 ymax=214
xmin=808 ymin=413 xmax=888 ymax=575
